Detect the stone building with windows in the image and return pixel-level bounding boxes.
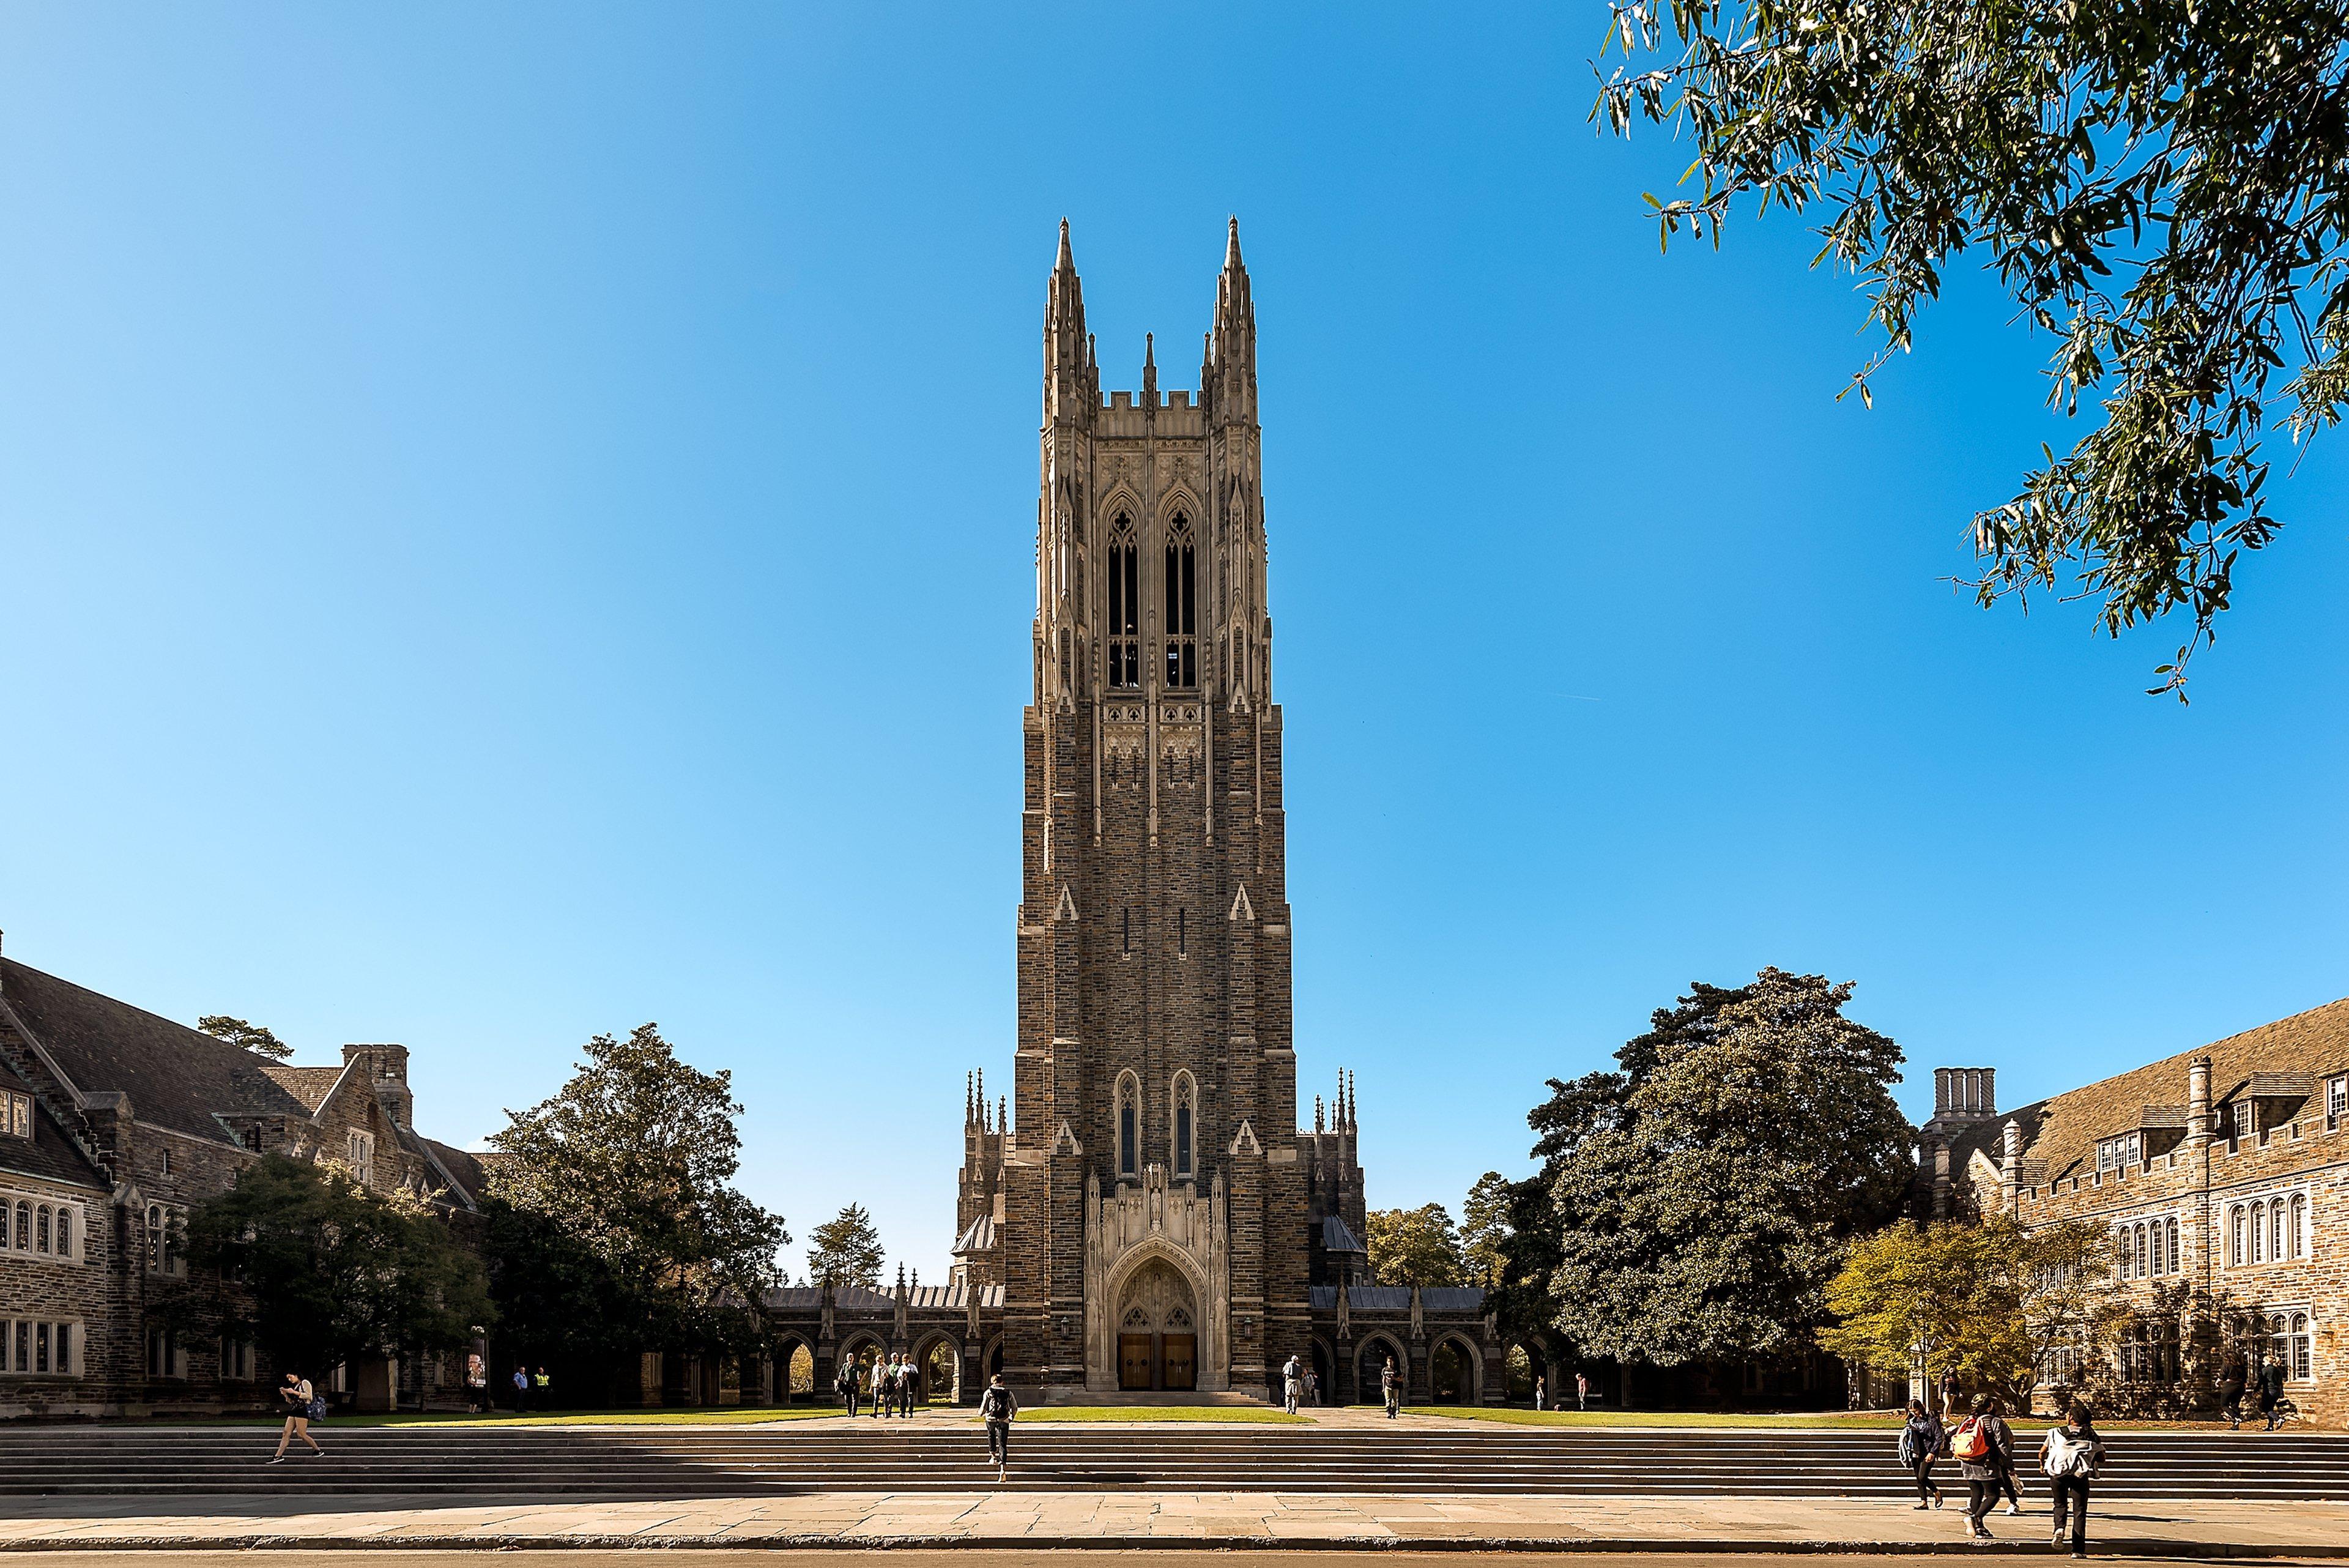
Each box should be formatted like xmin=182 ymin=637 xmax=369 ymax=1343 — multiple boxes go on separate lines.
xmin=0 ymin=943 xmax=484 ymax=1416
xmin=1923 ymin=997 xmax=2349 ymax=1424
xmin=759 ymin=223 xmax=1501 ymax=1407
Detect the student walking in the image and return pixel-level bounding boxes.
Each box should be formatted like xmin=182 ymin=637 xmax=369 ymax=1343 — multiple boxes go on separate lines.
xmin=2218 ymin=1351 xmax=2247 ymax=1429
xmin=1281 ymin=1354 xmax=1302 ymax=1415
xmin=899 ymin=1356 xmax=921 ymax=1414
xmin=837 ymin=1359 xmax=861 ymax=1418
xmin=868 ymin=1356 xmax=888 ymax=1418
xmin=1984 ymin=1396 xmax=2026 ymax=1515
xmin=267 ymin=1372 xmax=325 ymax=1463
xmin=2040 ymin=1402 xmax=2105 ymax=1559
xmin=1304 ymin=1365 xmax=1321 ymax=1409
xmin=1951 ymin=1395 xmax=2014 ymax=1542
xmin=1897 ymin=1399 xmax=1945 ymax=1510
xmin=1575 ymin=1370 xmax=1589 ymax=1411
xmin=1532 ymin=1375 xmax=1546 ymax=1411
xmin=1380 ymin=1355 xmax=1401 ymax=1419
xmin=2260 ymin=1356 xmax=2288 ymax=1429
xmin=979 ymin=1373 xmax=1017 ymax=1481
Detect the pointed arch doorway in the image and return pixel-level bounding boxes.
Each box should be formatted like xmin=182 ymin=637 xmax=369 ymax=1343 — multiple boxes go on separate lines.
xmin=1115 ymin=1257 xmax=1198 ymax=1391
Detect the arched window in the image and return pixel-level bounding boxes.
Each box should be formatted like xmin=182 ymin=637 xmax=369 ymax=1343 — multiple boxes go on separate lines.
xmin=1107 ymin=516 xmax=1140 ymax=688
xmin=1163 ymin=514 xmax=1197 ymax=689
xmin=1116 ymin=1072 xmax=1140 ymax=1179
xmin=10 ymin=1200 xmax=24 ymax=1252
xmin=34 ymin=1206 xmax=48 ymax=1254
xmin=2290 ymin=1194 xmax=2309 ymax=1259
xmin=2290 ymin=1313 xmax=2313 ymax=1380
xmin=54 ymin=1207 xmax=70 ymax=1260
xmin=146 ymin=1203 xmax=163 ymax=1271
xmin=2166 ymin=1216 xmax=2180 ymax=1274
xmin=2231 ymin=1205 xmax=2246 ymax=1266
xmin=1171 ymin=1072 xmax=1196 ymax=1180
xmin=2134 ymin=1224 xmax=2148 ymax=1279
xmin=2114 ymin=1227 xmax=2132 ymax=1278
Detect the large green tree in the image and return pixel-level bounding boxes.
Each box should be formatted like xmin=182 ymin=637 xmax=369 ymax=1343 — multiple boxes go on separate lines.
xmin=807 ymin=1203 xmax=886 ymax=1290
xmin=185 ymin=1154 xmax=492 ymax=1377
xmin=1527 ymin=969 xmax=1913 ymax=1375
xmin=486 ymin=1023 xmax=789 ymax=1354
xmin=1366 ymin=1203 xmax=1470 ymax=1288
xmin=1597 ymin=0 xmax=2349 ymax=694
xmin=1461 ymin=1172 xmax=1514 ymax=1291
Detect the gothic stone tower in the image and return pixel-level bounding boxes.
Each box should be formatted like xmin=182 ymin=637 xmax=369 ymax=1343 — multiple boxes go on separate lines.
xmin=962 ymin=220 xmax=1304 ymax=1395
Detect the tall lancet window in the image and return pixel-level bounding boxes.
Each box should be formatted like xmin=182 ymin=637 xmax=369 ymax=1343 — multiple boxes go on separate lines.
xmin=1107 ymin=516 xmax=1140 ymax=688
xmin=1116 ymin=1072 xmax=1141 ymax=1179
xmin=1171 ymin=1072 xmax=1196 ymax=1180
xmin=1163 ymin=514 xmax=1197 ymax=689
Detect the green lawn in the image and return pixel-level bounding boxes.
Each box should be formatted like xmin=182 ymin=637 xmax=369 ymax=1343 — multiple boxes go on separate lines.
xmin=1018 ymin=1405 xmax=1308 ymax=1423
xmin=218 ymin=1405 xmax=847 ymax=1427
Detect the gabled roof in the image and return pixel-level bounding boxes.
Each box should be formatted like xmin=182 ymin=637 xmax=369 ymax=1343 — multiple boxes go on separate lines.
xmin=953 ymin=1213 xmax=997 ymax=1254
xmin=259 ymin=1065 xmax=345 ymax=1113
xmin=1949 ymin=995 xmax=2349 ymax=1183
xmin=0 ymin=959 xmax=312 ymax=1145
xmin=1321 ymin=1213 xmax=1365 ymax=1254
xmin=0 ymin=1055 xmax=108 ymax=1192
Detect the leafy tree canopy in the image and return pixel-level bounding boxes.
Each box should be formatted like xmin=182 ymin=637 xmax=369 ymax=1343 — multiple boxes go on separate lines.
xmin=1597 ymin=0 xmax=2349 ymax=694
xmin=198 ymin=1015 xmax=292 ymax=1060
xmin=807 ymin=1202 xmax=886 ymax=1290
xmin=185 ymin=1153 xmax=491 ymax=1377
xmin=1461 ymin=1172 xmax=1514 ymax=1291
xmin=486 ymin=1023 xmax=789 ymax=1351
xmin=1529 ymin=968 xmax=1914 ymax=1369
xmin=1366 ymin=1202 xmax=1470 ymax=1288
xmin=1822 ymin=1216 xmax=2126 ymax=1407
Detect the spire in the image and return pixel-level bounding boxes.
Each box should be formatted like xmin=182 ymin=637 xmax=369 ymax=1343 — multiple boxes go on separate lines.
xmin=1315 ymin=1094 xmax=1325 ymax=1134
xmin=1044 ymin=220 xmax=1089 ymax=425
xmin=1208 ymin=217 xmax=1256 ymax=425
xmin=965 ymin=1071 xmax=975 ymax=1126
xmin=1056 ymin=216 xmax=1075 ymax=273
xmin=1143 ymin=332 xmax=1157 ymax=406
xmin=1225 ymin=214 xmax=1243 ymax=270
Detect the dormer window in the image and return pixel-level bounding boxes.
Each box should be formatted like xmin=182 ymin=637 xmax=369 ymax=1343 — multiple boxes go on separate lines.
xmin=0 ymin=1091 xmax=28 ymax=1139
xmin=2095 ymin=1132 xmax=2140 ymax=1173
xmin=2232 ymin=1099 xmax=2254 ymax=1143
xmin=2329 ymin=1076 xmax=2345 ymax=1132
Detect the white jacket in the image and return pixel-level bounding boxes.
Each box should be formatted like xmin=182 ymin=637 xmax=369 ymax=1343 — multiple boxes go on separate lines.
xmin=2040 ymin=1426 xmax=2105 ymax=1479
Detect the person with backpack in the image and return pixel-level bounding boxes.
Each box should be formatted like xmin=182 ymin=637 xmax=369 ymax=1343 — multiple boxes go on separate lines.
xmin=1897 ymin=1399 xmax=1945 ymax=1509
xmin=2039 ymin=1401 xmax=2105 ymax=1559
xmin=979 ymin=1372 xmax=1017 ymax=1481
xmin=2217 ymin=1351 xmax=2247 ymax=1429
xmin=1951 ymin=1394 xmax=2013 ymax=1541
xmin=2260 ymin=1356 xmax=2288 ymax=1430
xmin=267 ymin=1371 xmax=325 ymax=1463
xmin=1983 ymin=1395 xmax=2026 ymax=1515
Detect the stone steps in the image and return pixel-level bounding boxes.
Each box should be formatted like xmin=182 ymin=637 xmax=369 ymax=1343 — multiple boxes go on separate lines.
xmin=1 ymin=1424 xmax=2344 ymax=1498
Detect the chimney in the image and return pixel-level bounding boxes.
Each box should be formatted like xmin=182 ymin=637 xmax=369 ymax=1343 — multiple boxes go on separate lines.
xmin=1929 ymin=1066 xmax=1997 ymax=1131
xmin=344 ymin=1043 xmax=413 ymax=1130
xmin=2188 ymin=1055 xmax=2213 ymax=1142
xmin=2000 ymin=1118 xmax=2024 ymax=1214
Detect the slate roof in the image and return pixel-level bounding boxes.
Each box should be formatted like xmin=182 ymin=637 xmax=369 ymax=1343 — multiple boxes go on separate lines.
xmin=0 ymin=958 xmax=311 ymax=1144
xmin=953 ymin=1213 xmax=997 ymax=1254
xmin=0 ymin=1055 xmax=109 ymax=1192
xmin=1304 ymin=1284 xmax=1485 ymax=1312
xmin=1946 ymin=995 xmax=2349 ymax=1183
xmin=762 ymin=1283 xmax=1003 ymax=1311
xmin=417 ymin=1136 xmax=488 ymax=1206
xmin=1321 ymin=1213 xmax=1365 ymax=1254
xmin=259 ymin=1065 xmax=345 ymax=1113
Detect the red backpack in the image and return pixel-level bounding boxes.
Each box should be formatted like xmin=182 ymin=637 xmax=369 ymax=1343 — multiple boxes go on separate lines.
xmin=1951 ymin=1416 xmax=1990 ymax=1461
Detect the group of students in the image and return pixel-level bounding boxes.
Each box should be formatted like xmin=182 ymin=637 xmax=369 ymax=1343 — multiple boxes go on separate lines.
xmin=1899 ymin=1394 xmax=2107 ymax=1558
xmin=2218 ymin=1351 xmax=2296 ymax=1430
xmin=836 ymin=1351 xmax=932 ymax=1418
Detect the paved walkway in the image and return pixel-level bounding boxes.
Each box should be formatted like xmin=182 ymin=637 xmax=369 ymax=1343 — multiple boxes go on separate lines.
xmin=1 ymin=1493 xmax=2343 ymax=1554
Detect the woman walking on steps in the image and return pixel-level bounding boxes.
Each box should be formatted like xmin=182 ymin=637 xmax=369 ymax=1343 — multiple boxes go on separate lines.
xmin=1951 ymin=1395 xmax=2014 ymax=1542
xmin=2040 ymin=1402 xmax=2106 ymax=1560
xmin=267 ymin=1371 xmax=325 ymax=1464
xmin=1898 ymin=1399 xmax=1945 ymax=1510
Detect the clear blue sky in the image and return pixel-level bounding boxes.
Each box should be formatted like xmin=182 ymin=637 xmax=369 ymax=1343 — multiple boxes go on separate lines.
xmin=1 ymin=4 xmax=2342 ymax=1283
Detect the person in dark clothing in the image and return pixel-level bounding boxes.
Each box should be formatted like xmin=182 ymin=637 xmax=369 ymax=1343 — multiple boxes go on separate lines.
xmin=837 ymin=1361 xmax=861 ymax=1418
xmin=1897 ymin=1399 xmax=1945 ymax=1509
xmin=2039 ymin=1402 xmax=2105 ymax=1560
xmin=979 ymin=1373 xmax=1017 ymax=1480
xmin=2218 ymin=1353 xmax=2247 ymax=1429
xmin=2260 ymin=1358 xmax=2289 ymax=1429
xmin=1953 ymin=1394 xmax=2014 ymax=1541
xmin=1380 ymin=1356 xmax=1400 ymax=1419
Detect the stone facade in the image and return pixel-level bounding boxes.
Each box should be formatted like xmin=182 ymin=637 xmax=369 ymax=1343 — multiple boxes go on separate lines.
xmin=0 ymin=946 xmax=485 ymax=1416
xmin=928 ymin=223 xmax=1494 ymax=1402
xmin=1924 ymin=998 xmax=2349 ymax=1425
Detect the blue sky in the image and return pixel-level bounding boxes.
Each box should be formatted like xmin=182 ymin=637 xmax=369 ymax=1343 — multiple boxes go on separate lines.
xmin=1 ymin=4 xmax=2341 ymax=1282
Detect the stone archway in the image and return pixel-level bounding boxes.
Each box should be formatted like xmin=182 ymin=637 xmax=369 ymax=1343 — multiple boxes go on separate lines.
xmin=1112 ymin=1257 xmax=1200 ymax=1391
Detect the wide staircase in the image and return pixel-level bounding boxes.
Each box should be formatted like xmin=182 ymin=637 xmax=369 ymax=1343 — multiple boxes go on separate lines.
xmin=2 ymin=1421 xmax=2345 ymax=1499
